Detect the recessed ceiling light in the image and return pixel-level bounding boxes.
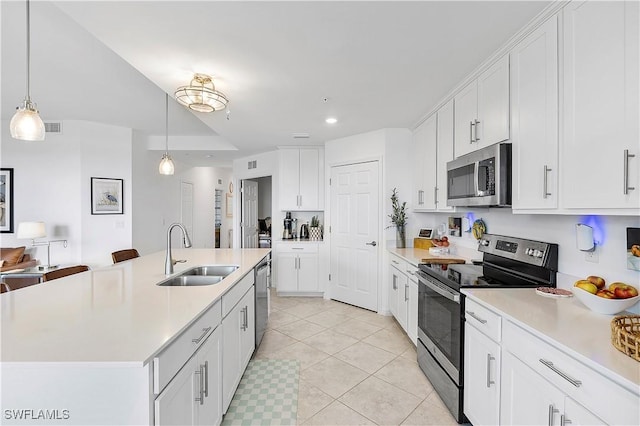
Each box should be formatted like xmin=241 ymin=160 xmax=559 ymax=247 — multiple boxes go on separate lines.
xmin=325 ymin=117 xmax=337 ymax=124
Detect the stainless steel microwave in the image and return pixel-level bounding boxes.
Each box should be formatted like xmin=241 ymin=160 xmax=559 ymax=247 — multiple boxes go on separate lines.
xmin=446 ymin=143 xmax=512 ymax=207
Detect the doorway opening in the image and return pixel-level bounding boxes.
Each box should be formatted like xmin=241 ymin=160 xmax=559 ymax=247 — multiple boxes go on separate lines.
xmin=240 ymin=176 xmax=272 ymax=248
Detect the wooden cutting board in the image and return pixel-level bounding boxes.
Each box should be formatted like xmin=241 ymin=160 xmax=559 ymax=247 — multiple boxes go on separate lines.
xmin=420 ymin=257 xmax=466 ymax=265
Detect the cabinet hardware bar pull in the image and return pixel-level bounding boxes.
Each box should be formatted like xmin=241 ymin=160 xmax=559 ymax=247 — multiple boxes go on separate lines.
xmin=244 ymin=305 xmax=249 ymax=330
xmin=366 ymin=241 xmax=377 ymax=246
xmin=624 ymin=149 xmax=635 ymax=194
xmin=561 ymin=414 xmax=572 ymax=425
xmin=404 ymin=284 xmax=409 ymax=301
xmin=539 ymin=359 xmax=582 ymax=387
xmin=543 ymin=165 xmax=552 ymax=198
xmin=470 ymin=121 xmax=475 ymax=143
xmin=465 ymin=310 xmax=487 ymax=324
xmin=474 ymin=119 xmax=481 ymax=141
xmin=392 ymin=260 xmax=399 ymax=265
xmin=195 ymin=368 xmax=204 ymax=404
xmin=192 ymin=327 xmax=212 ymax=344
xmin=486 ymin=354 xmax=495 ymax=388
xmin=203 ymin=361 xmax=209 ymax=397
xmin=434 ymin=187 xmax=438 ymax=205
xmin=292 ymin=247 xmax=304 ymax=250
xmin=393 ymin=276 xmax=397 ymax=290
xmin=299 ymin=195 xmax=302 ymax=206
xmin=548 ymin=405 xmax=559 ymax=426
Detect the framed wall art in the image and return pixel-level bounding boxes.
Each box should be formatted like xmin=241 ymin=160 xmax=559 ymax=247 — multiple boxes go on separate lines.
xmin=0 ymin=168 xmax=14 ymax=233
xmin=226 ymin=193 xmax=233 ymax=217
xmin=91 ymin=177 xmax=123 ymax=215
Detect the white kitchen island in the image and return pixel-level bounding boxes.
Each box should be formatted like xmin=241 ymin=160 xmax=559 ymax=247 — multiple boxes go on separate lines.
xmin=1 ymin=248 xmax=270 ymax=425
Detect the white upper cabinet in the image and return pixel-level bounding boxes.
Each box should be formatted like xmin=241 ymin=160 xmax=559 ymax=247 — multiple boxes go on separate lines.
xmin=454 ymin=55 xmax=510 ymax=158
xmin=511 ymin=15 xmax=559 ymax=210
xmin=412 ymin=114 xmax=437 ymax=210
xmin=279 ymin=147 xmax=324 ymax=211
xmin=412 ymin=100 xmax=454 ymax=211
xmin=561 ymin=0 xmax=640 ymax=210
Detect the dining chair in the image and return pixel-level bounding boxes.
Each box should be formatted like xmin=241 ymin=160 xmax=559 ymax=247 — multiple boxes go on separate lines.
xmin=111 ymin=249 xmax=140 ymax=264
xmin=42 ymin=265 xmax=90 ymax=282
xmin=1 ymin=282 xmax=11 ymax=293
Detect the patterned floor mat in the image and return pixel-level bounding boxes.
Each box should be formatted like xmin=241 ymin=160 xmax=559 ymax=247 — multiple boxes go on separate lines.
xmin=222 ymin=359 xmax=299 ymax=426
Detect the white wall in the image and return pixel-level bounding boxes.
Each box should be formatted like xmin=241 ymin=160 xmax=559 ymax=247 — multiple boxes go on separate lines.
xmin=1 ymin=120 xmax=132 ymax=268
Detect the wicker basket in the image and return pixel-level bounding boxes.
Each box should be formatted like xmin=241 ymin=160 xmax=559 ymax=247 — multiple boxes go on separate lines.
xmin=611 ymin=315 xmax=640 ymax=362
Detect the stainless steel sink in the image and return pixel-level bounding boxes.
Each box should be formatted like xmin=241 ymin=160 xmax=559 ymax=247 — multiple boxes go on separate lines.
xmin=156 ymin=265 xmax=239 ymax=286
xmin=181 ymin=265 xmax=239 ymax=277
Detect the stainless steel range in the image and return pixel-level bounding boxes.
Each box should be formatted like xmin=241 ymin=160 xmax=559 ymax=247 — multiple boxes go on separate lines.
xmin=416 ymin=234 xmax=559 ymax=423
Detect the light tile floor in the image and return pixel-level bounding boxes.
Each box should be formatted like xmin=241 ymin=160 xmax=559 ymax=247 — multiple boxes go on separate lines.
xmin=254 ymin=290 xmax=458 ymax=425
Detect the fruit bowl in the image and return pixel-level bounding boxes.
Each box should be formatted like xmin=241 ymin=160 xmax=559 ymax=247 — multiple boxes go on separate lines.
xmin=572 ymin=288 xmax=640 ymax=315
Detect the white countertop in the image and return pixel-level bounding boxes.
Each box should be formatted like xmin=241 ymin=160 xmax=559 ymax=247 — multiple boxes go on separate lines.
xmin=0 ymin=249 xmax=270 ymax=365
xmin=462 ymin=288 xmax=640 ymax=394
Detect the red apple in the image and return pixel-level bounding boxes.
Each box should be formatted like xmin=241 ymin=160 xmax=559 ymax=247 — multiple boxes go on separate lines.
xmin=613 ymin=284 xmax=639 ymax=299
xmin=587 ymin=275 xmax=606 ymax=289
xmin=595 ymin=289 xmax=616 ymax=299
xmin=442 ymin=236 xmax=449 ymax=242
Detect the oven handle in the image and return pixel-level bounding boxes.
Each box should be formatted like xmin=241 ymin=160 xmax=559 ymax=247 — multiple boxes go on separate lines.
xmin=417 ymin=271 xmax=460 ymax=303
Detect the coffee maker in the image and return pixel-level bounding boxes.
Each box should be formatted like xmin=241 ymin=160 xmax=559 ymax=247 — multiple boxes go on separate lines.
xmin=283 ymin=212 xmax=293 ymax=239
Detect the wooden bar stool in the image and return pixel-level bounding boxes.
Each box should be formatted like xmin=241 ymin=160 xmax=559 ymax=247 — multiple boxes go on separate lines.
xmin=111 ymin=249 xmax=140 ymax=264
xmin=42 ymin=265 xmax=89 ymax=282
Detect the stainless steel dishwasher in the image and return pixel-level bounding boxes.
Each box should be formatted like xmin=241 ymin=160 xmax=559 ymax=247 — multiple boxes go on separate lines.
xmin=254 ymin=254 xmax=270 ymax=349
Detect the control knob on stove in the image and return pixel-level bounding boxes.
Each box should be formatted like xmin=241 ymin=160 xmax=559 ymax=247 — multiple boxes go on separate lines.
xmin=480 ymin=239 xmax=490 ymax=247
xmin=533 ymin=249 xmax=544 ymax=258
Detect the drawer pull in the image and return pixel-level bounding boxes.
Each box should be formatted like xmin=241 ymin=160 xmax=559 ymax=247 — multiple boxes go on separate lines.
xmin=548 ymin=404 xmax=559 ymax=426
xmin=392 ymin=260 xmax=399 ymax=265
xmin=195 ymin=367 xmax=204 ymax=405
xmin=466 ymin=310 xmax=487 ymax=324
xmin=486 ymin=354 xmax=495 ymax=388
xmin=203 ymin=361 xmax=209 ymax=397
xmin=561 ymin=414 xmax=572 ymax=425
xmin=192 ymin=327 xmax=212 ymax=344
xmin=539 ymin=359 xmax=582 ymax=387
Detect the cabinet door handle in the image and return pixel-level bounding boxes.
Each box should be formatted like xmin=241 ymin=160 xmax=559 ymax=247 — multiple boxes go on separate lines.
xmin=192 ymin=327 xmax=212 ymax=344
xmin=486 ymin=354 xmax=495 ymax=388
xmin=404 ymin=284 xmax=409 ymax=301
xmin=543 ymin=165 xmax=552 ymax=199
xmin=465 ymin=310 xmax=487 ymax=324
xmin=474 ymin=119 xmax=481 ymax=141
xmin=470 ymin=120 xmax=476 ymax=143
xmin=392 ymin=275 xmax=398 ymax=290
xmin=366 ymin=241 xmax=377 ymax=246
xmin=434 ymin=187 xmax=438 ymax=205
xmin=195 ymin=367 xmax=204 ymax=405
xmin=203 ymin=361 xmax=209 ymax=397
xmin=624 ymin=149 xmax=635 ymax=194
xmin=561 ymin=415 xmax=572 ymax=425
xmin=548 ymin=404 xmax=559 ymax=426
xmin=539 ymin=359 xmax=582 ymax=387
xmin=244 ymin=305 xmax=249 ymax=330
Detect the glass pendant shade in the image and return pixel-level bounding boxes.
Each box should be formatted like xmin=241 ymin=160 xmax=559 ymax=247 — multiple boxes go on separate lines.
xmin=159 ymin=153 xmax=175 ymax=175
xmin=10 ymin=100 xmax=45 ymax=141
xmin=175 ymin=74 xmax=229 ymax=113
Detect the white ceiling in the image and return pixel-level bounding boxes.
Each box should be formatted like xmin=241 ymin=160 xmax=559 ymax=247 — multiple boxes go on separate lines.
xmin=2 ymin=1 xmax=551 ymax=167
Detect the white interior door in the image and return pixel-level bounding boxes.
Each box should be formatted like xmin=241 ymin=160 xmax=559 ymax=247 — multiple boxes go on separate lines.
xmin=241 ymin=179 xmax=259 ymax=248
xmin=330 ymin=161 xmax=379 ymax=311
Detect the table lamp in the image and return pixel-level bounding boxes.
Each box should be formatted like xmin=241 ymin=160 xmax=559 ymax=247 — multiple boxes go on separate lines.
xmin=17 ymin=221 xmax=67 ymax=270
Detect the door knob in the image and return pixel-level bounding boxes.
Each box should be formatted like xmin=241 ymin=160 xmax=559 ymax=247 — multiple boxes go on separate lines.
xmin=366 ymin=241 xmax=377 ymax=247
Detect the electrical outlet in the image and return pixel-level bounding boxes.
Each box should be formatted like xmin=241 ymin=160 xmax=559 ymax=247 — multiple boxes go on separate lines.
xmin=585 ymin=249 xmax=599 ymax=263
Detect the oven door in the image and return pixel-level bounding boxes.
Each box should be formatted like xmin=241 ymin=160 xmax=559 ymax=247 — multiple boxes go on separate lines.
xmin=416 ymin=270 xmax=463 ymax=384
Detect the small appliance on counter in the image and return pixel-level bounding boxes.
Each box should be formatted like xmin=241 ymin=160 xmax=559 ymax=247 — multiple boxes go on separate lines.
xmin=283 ymin=212 xmax=293 ymax=239
xmin=299 ymin=223 xmax=310 ymax=240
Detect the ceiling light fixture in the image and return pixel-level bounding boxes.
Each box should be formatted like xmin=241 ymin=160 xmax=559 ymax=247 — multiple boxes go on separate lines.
xmin=174 ymin=73 xmax=229 ymax=113
xmin=159 ymin=94 xmax=175 ymax=175
xmin=325 ymin=117 xmax=338 ymax=124
xmin=10 ymin=0 xmax=45 ymax=141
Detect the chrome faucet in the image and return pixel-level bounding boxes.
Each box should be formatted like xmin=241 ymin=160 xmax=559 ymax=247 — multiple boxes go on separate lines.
xmin=165 ymin=223 xmax=192 ymax=274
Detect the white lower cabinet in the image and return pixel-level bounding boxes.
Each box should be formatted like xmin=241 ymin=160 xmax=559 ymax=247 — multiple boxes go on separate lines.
xmin=388 ymin=254 xmax=418 ymax=345
xmin=275 ymin=243 xmax=320 ymax=294
xmin=222 ymin=285 xmax=255 ymax=413
xmin=463 ymin=296 xmax=638 ymax=426
xmin=464 ymin=323 xmax=501 ymax=426
xmin=155 ymin=321 xmax=222 ymax=426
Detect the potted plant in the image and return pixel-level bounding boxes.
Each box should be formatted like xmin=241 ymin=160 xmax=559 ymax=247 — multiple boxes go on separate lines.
xmin=309 ymin=215 xmax=322 ymax=240
xmin=388 ymin=188 xmax=408 ymax=248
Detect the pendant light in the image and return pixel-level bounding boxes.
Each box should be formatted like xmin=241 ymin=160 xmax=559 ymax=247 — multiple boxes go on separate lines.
xmin=159 ymin=94 xmax=175 ymax=175
xmin=10 ymin=0 xmax=45 ymax=141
